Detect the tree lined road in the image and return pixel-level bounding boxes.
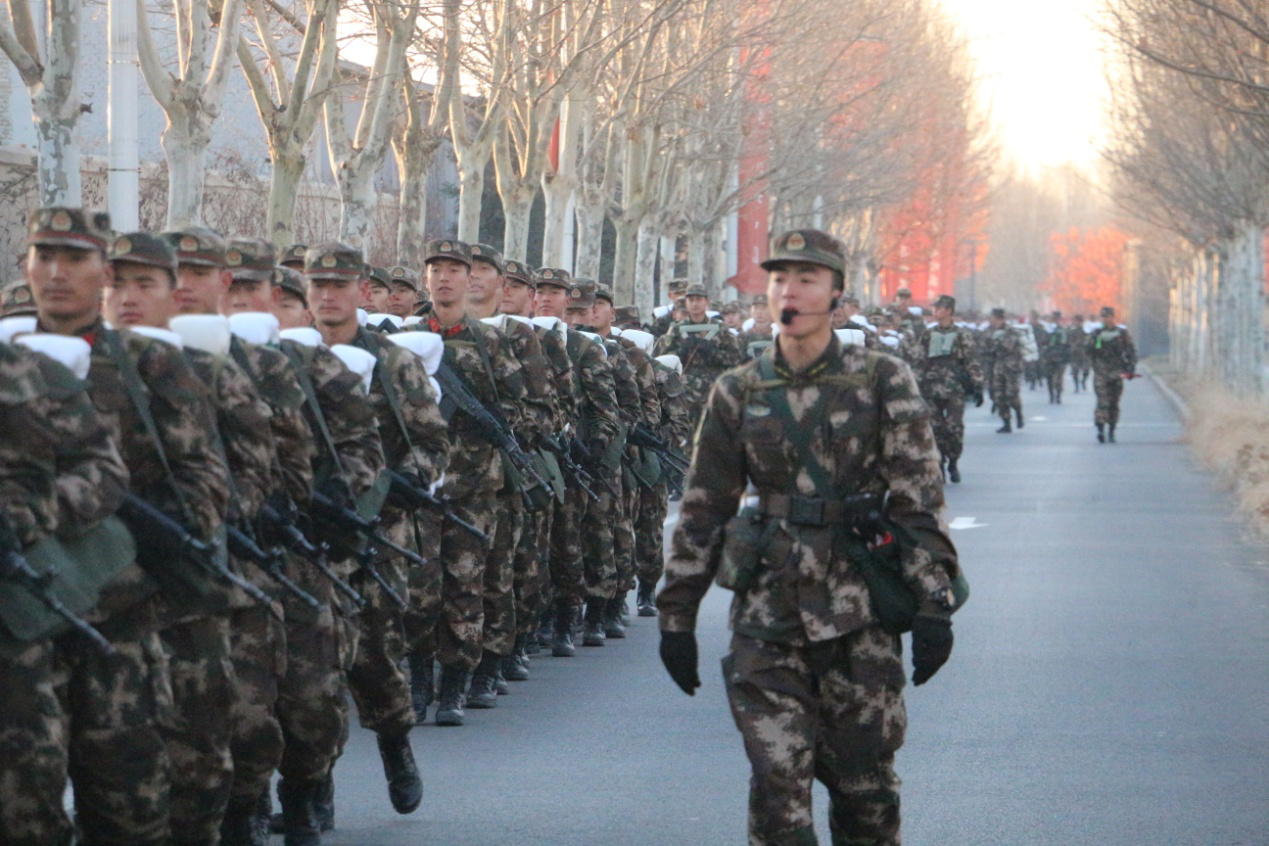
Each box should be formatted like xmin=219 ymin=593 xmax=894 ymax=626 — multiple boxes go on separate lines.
xmin=319 ymin=376 xmax=1269 ymax=845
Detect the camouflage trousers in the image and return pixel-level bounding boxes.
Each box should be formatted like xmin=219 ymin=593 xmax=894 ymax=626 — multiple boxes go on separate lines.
xmin=57 ymin=621 xmax=172 ymax=846
xmin=433 ymin=492 xmax=498 ymax=672
xmin=276 ymin=592 xmax=348 ymax=784
xmin=1044 ymin=360 xmax=1067 ymax=398
xmin=227 ymin=602 xmax=287 ymax=804
xmin=723 ymin=630 xmax=907 ymax=846
xmin=1093 ymin=371 xmax=1125 ymax=426
xmin=402 ymin=510 xmax=443 ymax=657
xmin=615 ymin=467 xmax=639 ymax=594
xmin=549 ymin=486 xmax=587 ymax=607
xmin=635 ymin=482 xmax=668 ymax=586
xmin=345 ymin=522 xmax=414 ymax=737
xmin=482 ymin=489 xmax=524 ymax=657
xmin=160 ymin=614 xmax=236 ymax=846
xmin=581 ymin=475 xmax=621 ymax=602
xmin=991 ymin=372 xmax=1022 ymax=421
xmin=927 ymin=394 xmax=967 ymax=462
xmin=514 ymin=506 xmax=550 ymax=637
xmin=0 ymin=639 xmax=72 ymax=846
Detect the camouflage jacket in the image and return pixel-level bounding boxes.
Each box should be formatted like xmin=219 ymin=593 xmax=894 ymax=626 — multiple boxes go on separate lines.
xmin=652 ymin=361 xmax=692 ymax=447
xmin=535 ymin=324 xmax=576 ymax=431
xmin=659 ymin=335 xmax=956 ymax=644
xmin=230 ymin=337 xmax=314 ymax=506
xmin=984 ymin=326 xmax=1024 ymax=378
xmin=603 ymin=338 xmax=643 ymax=429
xmin=737 ymin=328 xmax=776 ymax=361
xmin=0 ymin=343 xmax=129 ymax=545
xmin=1088 ymin=324 xmax=1137 ymax=376
xmin=498 ymin=317 xmax=556 ymax=448
xmin=1041 ymin=325 xmax=1071 ymax=365
xmin=616 ymin=336 xmax=663 ymax=429
xmin=565 ymin=329 xmax=620 ymax=454
xmin=351 ymin=327 xmax=449 ymax=490
xmin=916 ymin=324 xmax=984 ymax=401
xmin=651 ymin=317 xmax=744 ymax=378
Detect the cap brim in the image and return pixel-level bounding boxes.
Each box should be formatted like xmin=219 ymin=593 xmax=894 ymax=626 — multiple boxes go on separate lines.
xmin=176 ymin=256 xmax=224 ymax=267
xmin=110 ymin=255 xmax=176 ymax=272
xmin=230 ymin=269 xmax=275 ymax=283
xmin=30 ymin=234 xmax=106 ymax=250
xmin=424 ymin=255 xmax=472 ymax=269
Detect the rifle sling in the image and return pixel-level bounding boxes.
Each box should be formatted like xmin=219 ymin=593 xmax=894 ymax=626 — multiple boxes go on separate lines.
xmin=279 ymin=342 xmax=345 ymax=478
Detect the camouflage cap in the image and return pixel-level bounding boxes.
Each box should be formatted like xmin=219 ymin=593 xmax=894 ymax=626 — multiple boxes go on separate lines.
xmin=721 ymin=301 xmax=741 ymax=314
xmin=0 ymin=279 xmax=36 ymax=317
xmin=535 ymin=267 xmax=571 ymax=290
xmin=614 ymin=305 xmax=641 ymax=326
xmin=423 ymin=238 xmax=473 ymax=268
xmin=387 ymin=265 xmax=419 ymax=291
xmin=990 ymin=307 xmax=1007 ymax=318
xmin=1100 ymin=306 xmax=1115 ymax=318
xmin=503 ymin=259 xmax=535 ymax=287
xmin=280 ymin=244 xmax=308 ymax=268
xmin=109 ymin=232 xmax=178 ymax=279
xmin=226 ymin=237 xmax=277 ymax=282
xmin=566 ymin=278 xmax=597 ymax=310
xmin=304 ymin=242 xmax=366 ymax=281
xmin=593 ymin=281 xmax=615 ymax=304
xmin=896 ymin=287 xmax=912 ymax=298
xmin=162 ymin=226 xmax=227 ymax=268
xmin=666 ymin=278 xmax=690 ymax=295
xmin=684 ymin=284 xmax=709 ymax=299
xmin=28 ymin=207 xmax=112 ymax=251
xmin=469 ymin=243 xmax=505 ymax=274
xmin=366 ymin=266 xmax=393 ymax=289
xmin=751 ymin=294 xmax=768 ymax=307
xmin=934 ymin=295 xmax=956 ymax=310
xmin=273 ymin=266 xmax=308 ymax=305
xmin=761 ymin=229 xmax=846 ymax=276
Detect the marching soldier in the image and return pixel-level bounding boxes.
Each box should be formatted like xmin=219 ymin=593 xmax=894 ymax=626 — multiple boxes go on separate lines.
xmin=649 ymin=278 xmax=689 ymax=337
xmin=657 ymin=228 xmax=962 ymax=846
xmin=385 ymin=266 xmax=421 ymax=320
xmin=1042 ymin=310 xmax=1071 ymax=404
xmin=1089 ymin=306 xmax=1138 ymax=443
xmin=737 ymin=293 xmax=776 ymax=360
xmin=651 ymin=283 xmax=743 ymax=431
xmin=1068 ymin=314 xmax=1091 ymax=392
xmin=984 ymin=308 xmax=1025 ymax=433
xmin=915 ymin=295 xmax=983 ymax=484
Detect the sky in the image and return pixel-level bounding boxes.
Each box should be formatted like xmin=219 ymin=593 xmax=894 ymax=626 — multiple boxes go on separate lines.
xmin=937 ymin=0 xmax=1110 ymax=173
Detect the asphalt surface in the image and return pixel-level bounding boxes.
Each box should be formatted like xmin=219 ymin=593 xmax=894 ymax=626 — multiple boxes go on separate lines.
xmin=317 ymin=374 xmax=1269 ymax=846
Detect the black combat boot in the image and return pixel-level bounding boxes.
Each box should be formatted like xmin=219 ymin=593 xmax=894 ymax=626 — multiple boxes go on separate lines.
xmin=1108 ymin=423 xmax=1116 ymax=443
xmin=603 ymin=596 xmax=627 ymax=639
xmin=947 ymin=458 xmax=961 ymax=484
xmin=252 ymin=789 xmax=272 ymax=843
xmin=467 ymin=652 xmax=500 ymax=709
xmin=313 ymin=773 xmax=334 ymax=832
xmin=533 ymin=615 xmax=553 ymax=651
xmin=435 ymin=665 xmax=469 ymax=726
xmin=1016 ymin=408 xmax=1025 ymax=429
xmin=276 ymin=777 xmax=323 ymax=846
xmin=997 ymin=418 xmax=1012 ymax=434
xmin=376 ymin=730 xmax=423 ymax=814
xmin=1097 ymin=423 xmax=1105 ymax=443
xmin=636 ymin=581 xmax=657 ymax=617
xmin=582 ymin=600 xmax=606 ymax=647
xmin=502 ymin=636 xmax=529 ymax=681
xmin=551 ymin=601 xmax=577 ymax=657
xmin=617 ymin=591 xmax=631 ymax=626
xmin=220 ymin=795 xmax=259 ymax=846
xmin=408 ymin=651 xmax=433 ymax=724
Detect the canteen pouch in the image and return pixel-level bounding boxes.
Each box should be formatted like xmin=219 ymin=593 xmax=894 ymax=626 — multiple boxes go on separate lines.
xmin=715 ymin=506 xmax=775 ymax=594
xmin=840 ymin=521 xmax=970 ymax=634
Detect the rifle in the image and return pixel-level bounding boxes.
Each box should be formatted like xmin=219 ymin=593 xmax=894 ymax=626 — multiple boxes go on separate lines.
xmin=629 ymin=422 xmax=691 ymax=475
xmin=355 ymin=546 xmax=407 ymax=610
xmin=226 ymin=523 xmax=324 ymax=612
xmin=118 ymin=494 xmax=272 ymax=607
xmin=259 ymin=503 xmax=365 ymax=609
xmin=386 ymin=471 xmax=489 ymax=543
xmin=309 ymin=492 xmax=418 ymax=609
xmin=541 ymin=436 xmax=599 ymax=502
xmin=0 ymin=533 xmax=114 ymax=656
xmin=569 ymin=437 xmax=621 ymax=499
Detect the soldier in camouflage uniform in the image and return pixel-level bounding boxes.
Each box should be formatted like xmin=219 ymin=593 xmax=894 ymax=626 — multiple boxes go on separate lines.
xmin=983 ymin=308 xmax=1025 ymax=434
xmin=385 ymin=266 xmax=420 ymax=320
xmin=0 ymin=338 xmax=131 ymax=846
xmin=533 ymin=269 xmax=620 ymax=657
xmin=652 ymin=283 xmax=743 ymax=433
xmin=1068 ymin=314 xmax=1091 ymax=392
xmin=914 ymin=295 xmax=983 ymax=484
xmin=649 ymin=278 xmax=689 ymax=337
xmin=28 ymin=208 xmax=232 ymax=846
xmin=1088 ymin=306 xmax=1138 ymax=443
xmin=737 ymin=294 xmax=776 ymax=361
xmin=635 ymin=352 xmax=691 ymax=615
xmin=1041 ymin=311 xmax=1071 ymax=404
xmin=415 ymin=238 xmax=527 ymax=725
xmin=658 ymin=229 xmax=961 ymax=846
xmin=308 ymin=242 xmax=445 ymax=812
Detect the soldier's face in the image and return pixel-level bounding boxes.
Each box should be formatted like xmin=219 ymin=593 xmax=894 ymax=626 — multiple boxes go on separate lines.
xmin=591 ymin=300 xmax=614 ymax=331
xmin=501 ymin=278 xmax=533 ymax=315
xmin=274 ymin=290 xmax=312 ymax=330
xmin=104 ymin=262 xmax=177 ymax=329
xmin=685 ymin=295 xmax=708 ymax=322
xmin=26 ymin=244 xmax=110 ymax=327
xmin=990 ymin=316 xmax=1004 ymax=329
xmin=363 ymin=283 xmax=390 ymax=312
xmin=309 ymin=278 xmax=362 ymax=328
xmin=467 ymin=260 xmax=502 ymax=305
xmin=534 ymin=284 xmax=569 ymax=317
xmin=387 ymin=283 xmax=416 ymax=317
xmin=767 ymin=262 xmax=836 ymax=339
xmin=174 ymin=264 xmax=230 ymax=315
xmin=426 ymin=258 xmax=471 ymax=307
xmin=752 ymin=308 xmax=772 ymax=331
xmin=223 ymin=277 xmax=276 ymax=315
xmin=723 ymin=311 xmax=741 ymax=329
xmin=935 ymin=305 xmax=954 ymax=323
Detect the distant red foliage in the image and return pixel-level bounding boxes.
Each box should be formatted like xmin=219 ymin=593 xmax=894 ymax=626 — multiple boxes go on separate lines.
xmin=1041 ymin=226 xmax=1131 ymax=315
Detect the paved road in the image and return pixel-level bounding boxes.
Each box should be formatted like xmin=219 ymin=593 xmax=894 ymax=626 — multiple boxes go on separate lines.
xmin=317 ymin=374 xmax=1269 ymax=846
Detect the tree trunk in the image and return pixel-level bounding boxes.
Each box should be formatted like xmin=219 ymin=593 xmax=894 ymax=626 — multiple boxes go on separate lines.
xmin=701 ymin=221 xmax=723 ymax=298
xmin=612 ymin=217 xmax=638 ymax=293
xmin=457 ymin=160 xmax=484 ymax=243
xmin=32 ymin=0 xmax=83 ymax=205
xmin=575 ymin=199 xmax=605 ymax=279
xmin=686 ymin=226 xmax=704 ymax=285
xmin=541 ymin=177 xmax=574 ymax=268
xmin=396 ymin=148 xmax=431 ymax=269
xmin=337 ymin=159 xmax=379 ymax=253
xmin=267 ymin=150 xmax=306 ymax=249
xmin=633 ymin=216 xmax=659 ymax=311
xmin=161 ymin=119 xmax=209 ymax=229
xmin=501 ymin=186 xmax=535 ymax=262
xmin=1217 ymin=221 xmax=1265 ymax=396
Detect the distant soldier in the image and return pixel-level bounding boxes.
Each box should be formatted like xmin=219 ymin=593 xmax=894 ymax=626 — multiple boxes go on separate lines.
xmin=1088 ymin=306 xmax=1137 ymax=443
xmin=915 ymin=295 xmax=983 ymax=483
xmin=737 ymin=293 xmax=776 ymax=360
xmin=984 ymin=307 xmax=1025 ymax=433
xmin=385 ymin=266 xmax=421 ymax=320
xmin=1068 ymin=314 xmax=1091 ymax=392
xmin=649 ymin=278 xmax=689 ymax=337
xmin=1041 ymin=310 xmax=1071 ymax=404
xmin=651 ymin=284 xmax=743 ymax=431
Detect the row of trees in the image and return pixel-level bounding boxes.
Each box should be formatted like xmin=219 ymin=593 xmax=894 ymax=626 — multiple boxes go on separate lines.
xmin=1 ymin=0 xmax=989 ymax=309
xmin=1102 ymin=0 xmax=1269 ymax=395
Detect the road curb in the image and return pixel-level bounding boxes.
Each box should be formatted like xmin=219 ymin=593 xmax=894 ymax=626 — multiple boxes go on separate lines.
xmin=1139 ymin=362 xmax=1190 ymax=423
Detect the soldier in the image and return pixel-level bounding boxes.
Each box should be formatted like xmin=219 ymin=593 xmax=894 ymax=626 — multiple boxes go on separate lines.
xmin=533 ymin=268 xmax=620 ymax=657
xmin=28 ymin=207 xmax=231 ymax=846
xmin=649 ymin=278 xmax=689 ymax=337
xmin=271 ymin=266 xmax=315 ymax=330
xmin=651 ymin=283 xmax=743 ymax=432
xmin=1088 ymin=306 xmax=1137 ymax=443
xmin=657 ymin=228 xmax=961 ymax=846
xmin=915 ymin=295 xmax=983 ymax=484
xmin=307 ymin=242 xmax=443 ymax=809
xmin=279 ymin=244 xmax=308 ymax=271
xmin=720 ymin=301 xmax=744 ymax=332
xmin=362 ymin=266 xmax=393 ymax=316
xmin=737 ymin=294 xmax=776 ymax=360
xmin=385 ymin=266 xmax=420 ymax=320
xmin=983 ymin=307 xmax=1025 ymax=433
xmin=1041 ymin=310 xmax=1071 ymax=404
xmin=1068 ymin=314 xmax=1091 ymax=392
xmin=416 ymin=238 xmax=527 ymax=725
xmin=0 ymin=338 xmax=131 ymax=846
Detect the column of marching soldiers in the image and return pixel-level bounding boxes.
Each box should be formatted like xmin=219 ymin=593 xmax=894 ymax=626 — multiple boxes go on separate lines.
xmin=0 ymin=205 xmax=1140 ymax=846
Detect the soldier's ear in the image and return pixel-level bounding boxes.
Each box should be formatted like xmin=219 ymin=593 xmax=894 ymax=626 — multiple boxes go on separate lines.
xmin=830 ymin=296 xmax=840 ymax=311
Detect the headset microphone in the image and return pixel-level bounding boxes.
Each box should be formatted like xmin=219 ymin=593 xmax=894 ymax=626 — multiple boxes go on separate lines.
xmin=779 ymin=297 xmax=841 ymax=326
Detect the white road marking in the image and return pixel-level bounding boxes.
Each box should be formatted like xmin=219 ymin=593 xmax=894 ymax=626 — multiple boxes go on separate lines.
xmin=949 ymin=516 xmax=988 ymax=530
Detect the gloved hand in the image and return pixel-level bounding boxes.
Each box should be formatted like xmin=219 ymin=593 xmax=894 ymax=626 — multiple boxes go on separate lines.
xmin=973 ymin=390 xmax=984 ymax=408
xmin=317 ymin=475 xmax=354 ymax=510
xmin=910 ymin=603 xmax=954 ymax=686
xmin=659 ymin=631 xmax=701 ymax=696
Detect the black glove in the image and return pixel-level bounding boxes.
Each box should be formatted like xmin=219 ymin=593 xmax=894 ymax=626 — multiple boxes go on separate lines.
xmin=317 ymin=475 xmax=354 ymax=511
xmin=973 ymin=390 xmax=984 ymax=408
xmin=659 ymin=631 xmax=701 ymax=696
xmin=910 ymin=604 xmax=954 ymax=686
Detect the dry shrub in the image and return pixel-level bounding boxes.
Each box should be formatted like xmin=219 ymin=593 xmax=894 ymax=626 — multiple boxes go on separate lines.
xmin=1185 ymin=384 xmax=1269 ymax=539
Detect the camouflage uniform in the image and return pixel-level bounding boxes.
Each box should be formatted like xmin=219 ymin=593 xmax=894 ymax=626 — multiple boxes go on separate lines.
xmin=1089 ymin=315 xmax=1137 ymax=434
xmin=1041 ymin=320 xmax=1071 ymax=403
xmin=915 ymin=320 xmax=983 ymax=468
xmin=1068 ymin=321 xmax=1091 ymax=391
xmin=0 ymin=341 xmax=130 ymax=846
xmin=635 ymin=359 xmax=691 ymax=593
xmin=983 ymin=320 xmax=1024 ymax=430
xmin=651 ymin=287 xmax=743 ymax=432
xmin=737 ymin=325 xmax=776 ymax=361
xmin=613 ymin=331 xmax=663 ymax=604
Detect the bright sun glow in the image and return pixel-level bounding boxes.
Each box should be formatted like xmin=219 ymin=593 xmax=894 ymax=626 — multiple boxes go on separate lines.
xmin=937 ymin=0 xmax=1109 ymax=173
